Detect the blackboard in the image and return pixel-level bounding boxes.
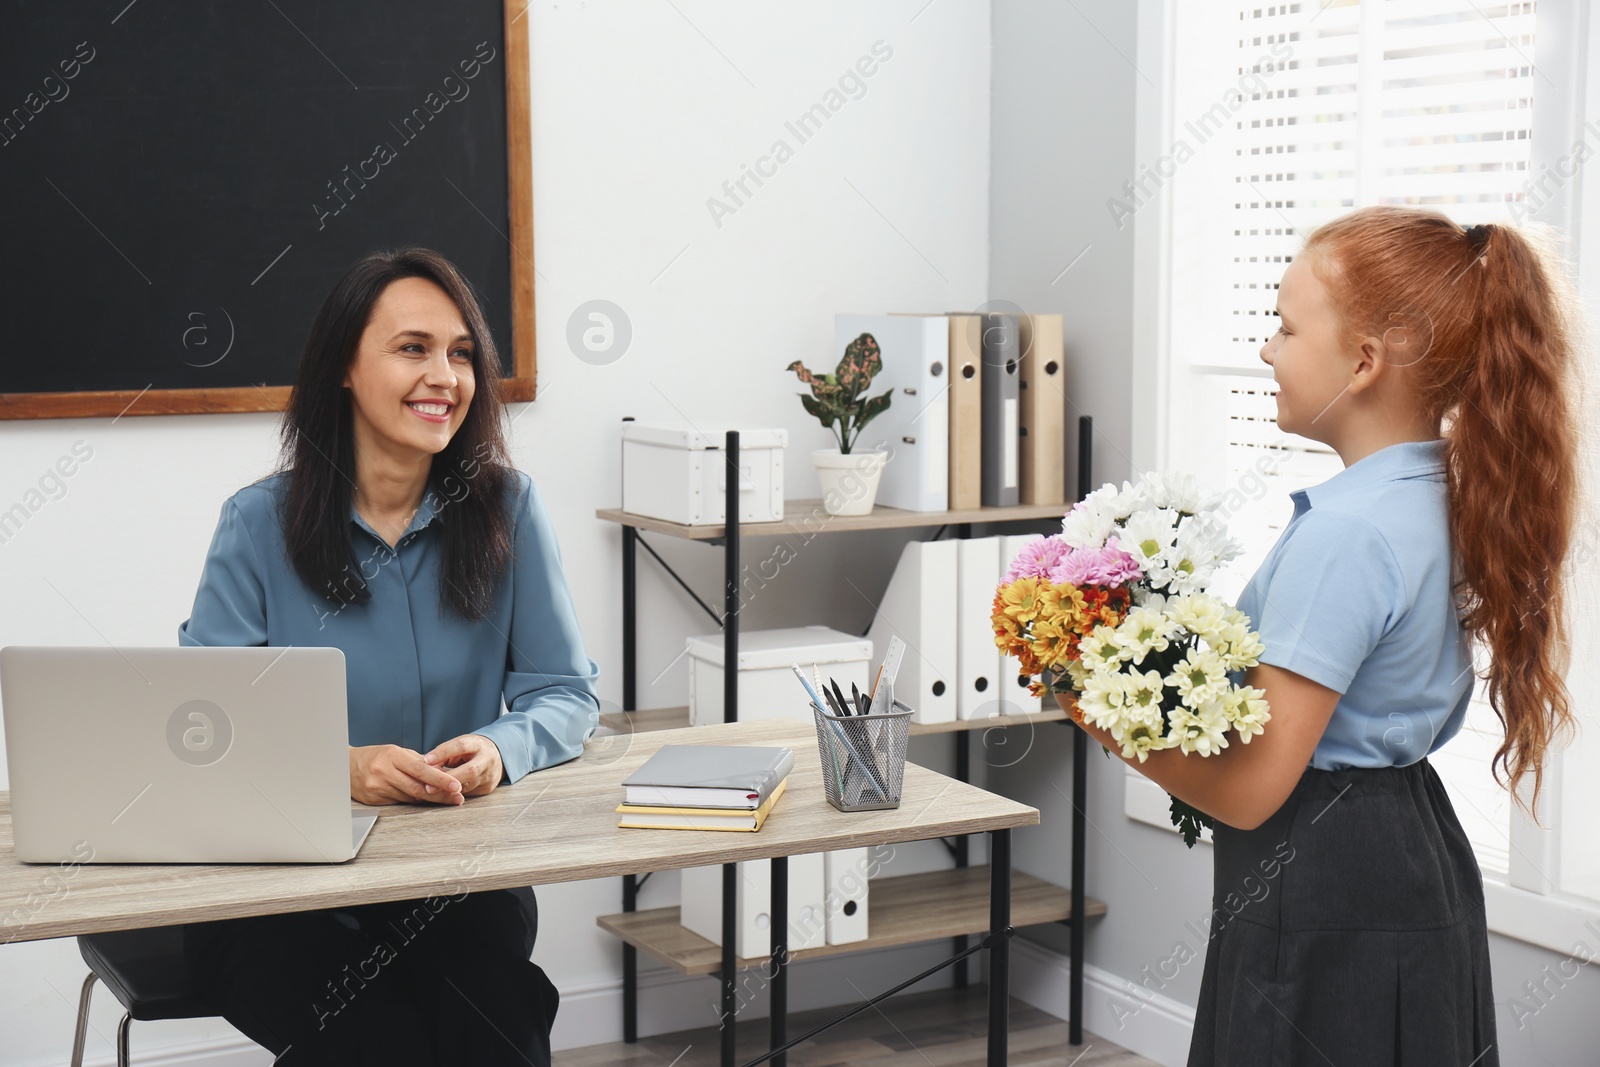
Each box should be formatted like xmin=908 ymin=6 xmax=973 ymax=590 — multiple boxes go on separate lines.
xmin=0 ymin=0 xmax=534 ymax=419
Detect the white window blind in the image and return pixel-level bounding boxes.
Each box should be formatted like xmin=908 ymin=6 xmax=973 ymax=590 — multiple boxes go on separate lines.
xmin=1165 ymin=0 xmax=1543 ymax=878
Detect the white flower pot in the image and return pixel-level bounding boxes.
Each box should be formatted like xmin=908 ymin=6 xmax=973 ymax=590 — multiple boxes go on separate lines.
xmin=812 ymin=448 xmax=887 ymax=515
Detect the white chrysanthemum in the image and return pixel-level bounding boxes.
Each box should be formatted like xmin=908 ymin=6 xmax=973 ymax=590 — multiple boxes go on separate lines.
xmin=1214 ymin=622 xmax=1264 ymax=670
xmin=1131 ymin=588 xmax=1169 ymax=612
xmin=1187 ymin=513 xmax=1244 ymax=562
xmin=1160 ymin=542 xmax=1212 ymax=596
xmin=1122 ymin=667 xmax=1167 ymax=716
xmin=1168 ymin=645 xmax=1231 ymax=707
xmin=1119 ymin=507 xmax=1180 ymax=571
xmin=1169 ymin=593 xmax=1230 ymax=642
xmin=1163 ymin=519 xmax=1236 ymax=594
xmin=1168 ymin=700 xmax=1231 ymax=756
xmin=1074 ymin=624 xmax=1126 ymax=673
xmin=1061 ymin=658 xmax=1092 ymax=689
xmin=1059 ymin=501 xmax=1118 ymax=549
xmin=1117 ymin=607 xmax=1177 ymax=661
xmin=1135 ymin=471 xmax=1218 ymax=515
xmin=1223 ymin=685 xmax=1271 ymax=742
xmin=1076 ymin=671 xmax=1130 ymax=730
xmin=1085 ymin=480 xmax=1143 ymax=521
xmin=1111 ymin=702 xmax=1173 ymax=763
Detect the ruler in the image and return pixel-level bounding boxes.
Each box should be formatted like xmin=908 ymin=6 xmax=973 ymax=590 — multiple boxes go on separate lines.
xmin=867 ymin=634 xmax=906 ymax=716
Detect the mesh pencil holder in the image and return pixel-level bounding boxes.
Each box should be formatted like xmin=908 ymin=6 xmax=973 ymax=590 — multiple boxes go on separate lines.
xmin=811 ymin=702 xmax=912 ymax=812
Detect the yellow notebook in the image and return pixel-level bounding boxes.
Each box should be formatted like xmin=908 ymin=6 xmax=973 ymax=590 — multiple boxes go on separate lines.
xmin=617 ymin=777 xmax=787 ymax=832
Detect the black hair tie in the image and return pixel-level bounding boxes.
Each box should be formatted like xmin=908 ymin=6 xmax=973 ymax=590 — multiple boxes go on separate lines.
xmin=1463 ymin=223 xmax=1493 ymax=252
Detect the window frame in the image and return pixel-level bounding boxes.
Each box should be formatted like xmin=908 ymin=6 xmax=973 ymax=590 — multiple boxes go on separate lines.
xmin=1126 ymin=0 xmax=1597 ymax=955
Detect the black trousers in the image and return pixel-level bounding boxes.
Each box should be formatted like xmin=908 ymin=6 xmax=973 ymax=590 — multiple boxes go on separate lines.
xmin=181 ymin=886 xmax=559 ymax=1067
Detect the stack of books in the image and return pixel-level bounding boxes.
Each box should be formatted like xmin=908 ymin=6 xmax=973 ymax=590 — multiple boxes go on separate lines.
xmin=616 ymin=744 xmax=793 ymax=832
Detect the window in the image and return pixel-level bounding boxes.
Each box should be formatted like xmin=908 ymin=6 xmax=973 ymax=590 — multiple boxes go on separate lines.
xmin=1133 ymin=0 xmax=1598 ymax=945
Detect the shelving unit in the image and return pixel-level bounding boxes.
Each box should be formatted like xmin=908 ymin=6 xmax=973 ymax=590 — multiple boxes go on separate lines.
xmin=598 ymin=867 xmax=1106 ymax=975
xmin=595 ymin=418 xmax=1103 ymax=1064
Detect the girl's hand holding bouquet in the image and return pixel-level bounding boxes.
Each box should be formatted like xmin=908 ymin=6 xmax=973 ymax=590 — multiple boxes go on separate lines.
xmin=993 ymin=473 xmax=1269 ymax=845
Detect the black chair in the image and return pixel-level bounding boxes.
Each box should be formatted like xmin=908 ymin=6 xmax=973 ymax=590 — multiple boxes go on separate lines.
xmin=71 ymin=928 xmax=216 ymax=1067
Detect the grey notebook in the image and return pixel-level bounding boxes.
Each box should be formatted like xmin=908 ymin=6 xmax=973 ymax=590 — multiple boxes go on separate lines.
xmin=622 ymin=745 xmax=794 ymax=809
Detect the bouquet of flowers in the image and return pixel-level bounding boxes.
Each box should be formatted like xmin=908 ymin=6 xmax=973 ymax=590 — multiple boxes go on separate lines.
xmin=992 ymin=472 xmax=1270 ymax=846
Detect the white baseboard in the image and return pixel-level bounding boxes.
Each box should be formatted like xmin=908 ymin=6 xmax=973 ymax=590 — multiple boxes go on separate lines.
xmin=1011 ymin=938 xmax=1196 ymax=1067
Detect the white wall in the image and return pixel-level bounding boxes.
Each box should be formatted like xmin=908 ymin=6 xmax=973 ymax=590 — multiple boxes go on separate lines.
xmin=0 ymin=2 xmax=993 ymax=1063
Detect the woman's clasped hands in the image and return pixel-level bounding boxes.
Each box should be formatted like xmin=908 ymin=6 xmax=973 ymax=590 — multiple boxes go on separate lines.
xmin=349 ymin=733 xmax=504 ymax=805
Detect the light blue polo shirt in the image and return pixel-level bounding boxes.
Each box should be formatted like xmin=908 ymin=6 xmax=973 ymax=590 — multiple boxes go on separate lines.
xmin=178 ymin=470 xmax=601 ymax=784
xmin=1235 ymin=439 xmax=1474 ymax=770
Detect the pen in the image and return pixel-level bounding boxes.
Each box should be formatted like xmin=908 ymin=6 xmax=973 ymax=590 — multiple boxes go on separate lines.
xmin=790 ymin=663 xmax=827 ymax=709
xmin=791 ymin=664 xmax=846 ymax=784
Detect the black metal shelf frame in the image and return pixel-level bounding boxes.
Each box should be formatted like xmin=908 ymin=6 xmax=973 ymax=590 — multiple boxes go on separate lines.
xmin=612 ymin=417 xmax=1099 ymax=1066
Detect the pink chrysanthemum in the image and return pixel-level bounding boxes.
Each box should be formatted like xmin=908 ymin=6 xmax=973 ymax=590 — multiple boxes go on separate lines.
xmin=1003 ymin=535 xmax=1071 ymax=582
xmin=1047 ymin=537 xmax=1142 ymax=588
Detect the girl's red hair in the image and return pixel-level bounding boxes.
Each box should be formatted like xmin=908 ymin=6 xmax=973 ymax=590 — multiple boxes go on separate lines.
xmin=1302 ymin=205 xmax=1580 ymax=815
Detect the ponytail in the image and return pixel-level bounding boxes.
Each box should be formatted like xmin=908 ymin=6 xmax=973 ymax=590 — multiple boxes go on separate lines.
xmin=1303 ymin=206 xmax=1582 ymax=817
xmin=1447 ymin=222 xmax=1579 ymax=817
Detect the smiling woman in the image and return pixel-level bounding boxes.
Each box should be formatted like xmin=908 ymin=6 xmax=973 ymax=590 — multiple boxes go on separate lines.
xmin=175 ymin=248 xmax=599 ymax=1067
xmin=281 ymin=249 xmax=512 ymax=619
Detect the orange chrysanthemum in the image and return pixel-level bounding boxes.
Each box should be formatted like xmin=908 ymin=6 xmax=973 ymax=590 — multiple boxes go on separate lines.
xmin=992 ymin=577 xmax=1131 ymax=683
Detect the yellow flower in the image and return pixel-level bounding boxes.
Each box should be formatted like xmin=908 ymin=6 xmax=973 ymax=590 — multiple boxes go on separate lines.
xmin=1028 ymin=616 xmax=1065 ymax=667
xmin=999 ymin=577 xmax=1044 ymax=624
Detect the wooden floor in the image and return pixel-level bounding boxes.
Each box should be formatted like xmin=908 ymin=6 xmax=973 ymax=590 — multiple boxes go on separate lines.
xmin=557 ymin=985 xmax=1162 ymax=1066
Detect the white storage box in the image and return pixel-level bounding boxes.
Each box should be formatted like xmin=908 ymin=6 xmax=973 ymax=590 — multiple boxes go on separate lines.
xmin=687 ymin=625 xmax=872 ymax=726
xmin=621 ymin=421 xmax=787 ymax=526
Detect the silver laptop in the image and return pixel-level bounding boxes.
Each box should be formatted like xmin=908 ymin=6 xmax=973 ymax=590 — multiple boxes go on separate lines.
xmin=1 ymin=646 xmax=377 ymax=864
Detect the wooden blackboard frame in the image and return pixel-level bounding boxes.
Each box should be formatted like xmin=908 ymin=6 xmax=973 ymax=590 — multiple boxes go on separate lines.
xmin=0 ymin=2 xmax=535 ymax=421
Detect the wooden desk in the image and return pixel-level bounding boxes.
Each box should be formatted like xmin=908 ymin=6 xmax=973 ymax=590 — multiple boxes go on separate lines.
xmin=0 ymin=719 xmax=1037 ymax=1067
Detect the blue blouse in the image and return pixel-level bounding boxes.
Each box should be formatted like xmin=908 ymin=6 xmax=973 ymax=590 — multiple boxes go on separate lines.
xmin=178 ymin=470 xmax=601 ymax=784
xmin=1235 ymin=439 xmax=1474 ymax=770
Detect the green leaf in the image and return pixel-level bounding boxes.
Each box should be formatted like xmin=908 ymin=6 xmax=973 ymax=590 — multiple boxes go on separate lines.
xmin=786 ymin=359 xmax=820 ymax=386
xmin=799 ymin=393 xmax=836 ymax=430
xmin=835 ymin=332 xmax=883 ymax=401
xmin=1169 ymin=795 xmax=1215 ymax=849
xmin=788 ymin=360 xmax=841 ymax=401
xmin=855 ymin=388 xmax=892 ymax=431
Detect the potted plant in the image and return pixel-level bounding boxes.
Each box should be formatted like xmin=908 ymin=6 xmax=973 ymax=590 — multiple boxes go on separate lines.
xmin=787 ymin=332 xmax=893 ymax=515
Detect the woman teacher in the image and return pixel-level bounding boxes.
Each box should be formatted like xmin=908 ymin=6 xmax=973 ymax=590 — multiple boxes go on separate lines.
xmin=178 ymin=247 xmax=599 ymax=1067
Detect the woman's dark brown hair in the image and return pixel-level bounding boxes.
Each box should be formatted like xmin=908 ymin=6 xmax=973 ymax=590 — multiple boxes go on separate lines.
xmin=1302 ymin=206 xmax=1581 ymax=816
xmin=276 ymin=247 xmax=515 ymax=621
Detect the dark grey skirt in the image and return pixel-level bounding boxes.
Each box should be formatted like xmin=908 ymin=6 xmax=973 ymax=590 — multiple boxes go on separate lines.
xmin=1187 ymin=758 xmax=1498 ymax=1067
